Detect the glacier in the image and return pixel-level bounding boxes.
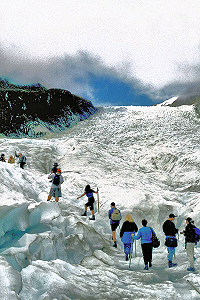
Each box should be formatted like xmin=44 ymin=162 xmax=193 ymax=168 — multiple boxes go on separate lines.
xmin=0 ymin=105 xmax=200 ymax=299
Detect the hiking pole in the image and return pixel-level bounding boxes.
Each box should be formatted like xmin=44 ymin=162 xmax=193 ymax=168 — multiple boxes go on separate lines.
xmin=129 ymin=236 xmax=134 ymax=269
xmin=187 ymin=280 xmax=200 ymax=295
xmin=135 ymin=240 xmax=137 ymax=257
xmin=97 ymin=188 xmax=99 ymax=213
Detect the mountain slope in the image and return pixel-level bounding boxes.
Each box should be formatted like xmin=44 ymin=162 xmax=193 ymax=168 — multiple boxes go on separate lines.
xmin=0 ymin=77 xmax=97 ymax=137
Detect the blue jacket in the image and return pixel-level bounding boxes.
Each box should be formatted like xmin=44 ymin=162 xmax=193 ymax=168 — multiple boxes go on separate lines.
xmin=133 ymin=226 xmax=155 ymax=244
xmin=108 ymin=207 xmax=121 ymax=225
xmin=121 ymin=232 xmax=134 ymax=244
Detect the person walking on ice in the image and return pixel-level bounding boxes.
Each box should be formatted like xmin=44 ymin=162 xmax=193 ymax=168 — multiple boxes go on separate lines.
xmin=47 ymin=168 xmax=64 ymax=202
xmin=77 ymin=185 xmax=98 ymax=220
xmin=132 ymin=219 xmax=155 ymax=270
xmin=163 ymin=213 xmax=178 ymax=268
xmin=181 ymin=217 xmax=200 ymax=272
xmin=120 ymin=214 xmax=138 ymax=260
xmin=108 ymin=202 xmax=121 ymax=248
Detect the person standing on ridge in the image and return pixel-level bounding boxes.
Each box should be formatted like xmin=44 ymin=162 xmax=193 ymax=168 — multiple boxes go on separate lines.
xmin=108 ymin=202 xmax=122 ymax=248
xmin=181 ymin=217 xmax=199 ymax=272
xmin=132 ymin=219 xmax=155 ymax=270
xmin=47 ymin=168 xmax=64 ymax=202
xmin=77 ymin=185 xmax=98 ymax=220
xmin=0 ymin=154 xmax=6 ymax=162
xmin=15 ymin=151 xmax=26 ymax=169
xmin=120 ymin=214 xmax=138 ymax=260
xmin=163 ymin=213 xmax=178 ymax=268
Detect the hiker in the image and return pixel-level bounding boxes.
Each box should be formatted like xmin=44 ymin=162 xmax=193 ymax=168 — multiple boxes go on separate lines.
xmin=8 ymin=155 xmax=15 ymax=164
xmin=163 ymin=213 xmax=178 ymax=268
xmin=0 ymin=154 xmax=6 ymax=162
xmin=181 ymin=217 xmax=199 ymax=272
xmin=132 ymin=219 xmax=155 ymax=270
xmin=108 ymin=202 xmax=122 ymax=248
xmin=77 ymin=185 xmax=98 ymax=220
xmin=47 ymin=168 xmax=64 ymax=202
xmin=120 ymin=214 xmax=138 ymax=261
xmin=15 ymin=151 xmax=26 ymax=169
xmin=51 ymin=163 xmax=58 ymax=174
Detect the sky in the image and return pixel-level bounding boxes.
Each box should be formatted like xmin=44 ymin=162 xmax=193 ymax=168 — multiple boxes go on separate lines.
xmin=1 ymin=0 xmax=200 ymax=106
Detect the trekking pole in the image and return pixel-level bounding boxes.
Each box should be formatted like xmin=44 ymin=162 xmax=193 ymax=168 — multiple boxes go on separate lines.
xmin=97 ymin=188 xmax=99 ymax=213
xmin=135 ymin=240 xmax=137 ymax=257
xmin=129 ymin=236 xmax=134 ymax=269
xmin=187 ymin=280 xmax=200 ymax=295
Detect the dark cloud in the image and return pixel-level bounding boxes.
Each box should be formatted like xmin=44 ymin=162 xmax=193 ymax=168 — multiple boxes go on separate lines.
xmin=1 ymin=44 xmax=200 ymax=106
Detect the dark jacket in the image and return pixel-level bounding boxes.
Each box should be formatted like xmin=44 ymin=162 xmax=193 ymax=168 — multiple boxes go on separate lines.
xmin=183 ymin=224 xmax=196 ymax=243
xmin=120 ymin=221 xmax=138 ymax=238
xmin=163 ymin=220 xmax=178 ymax=236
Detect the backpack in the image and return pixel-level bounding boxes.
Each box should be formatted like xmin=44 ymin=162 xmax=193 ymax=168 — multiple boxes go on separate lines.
xmin=111 ymin=208 xmax=121 ymax=221
xmin=53 ymin=174 xmax=60 ymax=186
xmin=194 ymin=227 xmax=200 ymax=243
xmin=22 ymin=156 xmax=26 ymax=163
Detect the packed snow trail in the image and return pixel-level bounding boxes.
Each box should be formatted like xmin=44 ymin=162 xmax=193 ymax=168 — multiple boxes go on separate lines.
xmin=1 ymin=105 xmax=200 ymax=299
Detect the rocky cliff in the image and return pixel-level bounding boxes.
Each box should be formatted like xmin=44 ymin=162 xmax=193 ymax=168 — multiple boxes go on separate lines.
xmin=0 ymin=78 xmax=97 ymax=137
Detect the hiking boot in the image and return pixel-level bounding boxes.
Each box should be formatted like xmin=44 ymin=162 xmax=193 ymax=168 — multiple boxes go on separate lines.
xmin=144 ymin=265 xmax=148 ymax=270
xmin=113 ymin=242 xmax=117 ymax=248
xmin=81 ymin=212 xmax=87 ymax=216
xmin=187 ymin=267 xmax=195 ymax=272
xmin=89 ymin=216 xmax=95 ymax=220
xmin=168 ymin=261 xmax=177 ymax=268
xmin=125 ymin=254 xmax=128 ymax=261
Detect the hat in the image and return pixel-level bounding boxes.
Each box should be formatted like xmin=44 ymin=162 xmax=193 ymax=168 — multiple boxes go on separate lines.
xmin=54 ymin=163 xmax=58 ymax=166
xmin=186 ymin=217 xmax=194 ymax=224
xmin=57 ymin=168 xmax=61 ymax=173
xmin=169 ymin=213 xmax=177 ymax=218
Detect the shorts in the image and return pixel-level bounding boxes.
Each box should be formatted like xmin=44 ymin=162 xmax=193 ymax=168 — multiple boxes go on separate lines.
xmin=85 ymin=198 xmax=94 ymax=211
xmin=111 ymin=223 xmax=119 ymax=232
xmin=49 ymin=187 xmax=61 ymax=198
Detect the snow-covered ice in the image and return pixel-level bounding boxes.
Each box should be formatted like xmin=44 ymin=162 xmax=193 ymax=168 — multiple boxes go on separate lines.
xmin=0 ymin=105 xmax=200 ymax=299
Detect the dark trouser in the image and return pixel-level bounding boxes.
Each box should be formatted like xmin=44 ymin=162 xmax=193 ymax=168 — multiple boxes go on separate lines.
xmin=20 ymin=162 xmax=26 ymax=169
xmin=141 ymin=243 xmax=153 ymax=265
xmin=124 ymin=243 xmax=131 ymax=255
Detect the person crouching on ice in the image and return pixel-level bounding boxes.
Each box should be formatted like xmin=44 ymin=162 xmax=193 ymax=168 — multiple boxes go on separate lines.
xmin=47 ymin=168 xmax=64 ymax=202
xmin=77 ymin=185 xmax=98 ymax=220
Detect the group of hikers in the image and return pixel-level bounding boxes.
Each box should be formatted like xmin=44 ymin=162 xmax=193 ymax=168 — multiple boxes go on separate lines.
xmin=108 ymin=203 xmax=200 ymax=272
xmin=0 ymin=152 xmax=26 ymax=169
xmin=46 ymin=165 xmax=200 ymax=273
xmin=1 ymin=157 xmax=199 ymax=273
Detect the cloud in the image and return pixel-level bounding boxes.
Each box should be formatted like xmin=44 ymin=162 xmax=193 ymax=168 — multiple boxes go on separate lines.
xmin=1 ymin=0 xmax=200 ymax=104
xmin=0 ymin=45 xmax=145 ymax=104
xmin=1 ymin=1 xmax=200 ymax=86
xmin=1 ymin=44 xmax=200 ymax=106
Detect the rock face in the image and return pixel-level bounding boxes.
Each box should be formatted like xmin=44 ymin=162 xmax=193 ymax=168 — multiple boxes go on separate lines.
xmin=0 ymin=78 xmax=97 ymax=137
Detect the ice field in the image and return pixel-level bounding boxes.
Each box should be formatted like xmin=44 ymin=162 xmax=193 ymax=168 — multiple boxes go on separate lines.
xmin=1 ymin=105 xmax=200 ymax=299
